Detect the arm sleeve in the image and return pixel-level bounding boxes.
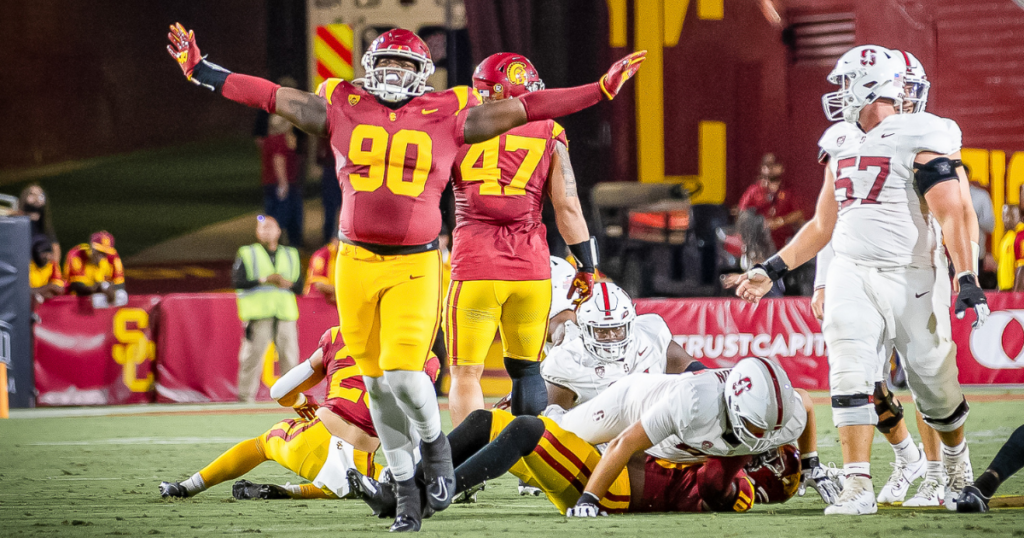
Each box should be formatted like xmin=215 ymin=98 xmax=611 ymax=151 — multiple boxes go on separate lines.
xmin=232 ymin=255 xmax=260 ymax=289
xmin=814 ymin=241 xmax=835 ymax=290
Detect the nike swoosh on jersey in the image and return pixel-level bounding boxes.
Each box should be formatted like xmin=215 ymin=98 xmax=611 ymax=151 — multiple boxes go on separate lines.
xmin=421 ymin=108 xmax=438 ymax=115
xmin=915 ymin=291 xmax=930 ymax=298
xmin=881 ymin=133 xmax=895 ymax=138
xmin=638 ymin=347 xmax=649 ymax=356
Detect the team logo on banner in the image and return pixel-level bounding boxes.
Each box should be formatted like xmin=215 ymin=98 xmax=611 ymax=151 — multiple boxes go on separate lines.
xmin=970 ymin=310 xmax=1024 ymax=369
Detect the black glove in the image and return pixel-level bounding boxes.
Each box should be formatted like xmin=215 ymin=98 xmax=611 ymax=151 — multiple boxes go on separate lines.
xmin=954 ymin=274 xmax=989 ymax=328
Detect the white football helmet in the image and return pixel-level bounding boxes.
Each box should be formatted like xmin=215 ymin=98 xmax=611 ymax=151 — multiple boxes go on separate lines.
xmin=899 ymin=50 xmax=930 ymax=113
xmin=724 ymin=357 xmax=796 ymax=453
xmin=549 ymin=256 xmax=577 ymax=319
xmin=576 ymin=282 xmax=636 ymax=363
xmin=360 ymin=29 xmax=435 ymax=103
xmin=821 ymin=45 xmax=905 ymax=123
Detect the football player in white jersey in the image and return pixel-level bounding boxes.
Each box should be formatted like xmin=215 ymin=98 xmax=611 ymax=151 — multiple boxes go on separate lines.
xmin=541 ymin=281 xmax=704 ymax=408
xmin=813 ymin=51 xmax=973 ymax=508
xmin=732 ymin=45 xmax=989 ymax=515
xmin=556 ymin=357 xmax=835 ymax=515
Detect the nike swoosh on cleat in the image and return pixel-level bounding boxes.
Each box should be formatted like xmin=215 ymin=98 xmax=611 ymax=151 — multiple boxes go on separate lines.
xmin=915 ymin=291 xmax=929 ymax=298
xmin=429 ymin=480 xmax=449 ymax=503
xmin=422 ymin=108 xmax=438 ymax=115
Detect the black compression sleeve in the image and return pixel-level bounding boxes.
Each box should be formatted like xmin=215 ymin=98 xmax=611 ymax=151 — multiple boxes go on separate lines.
xmin=453 ymin=415 xmax=545 ymax=494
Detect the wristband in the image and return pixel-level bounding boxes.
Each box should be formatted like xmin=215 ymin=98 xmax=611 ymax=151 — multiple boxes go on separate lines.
xmin=190 ymin=58 xmax=232 ymax=92
xmin=753 ymin=254 xmax=789 ymax=282
xmin=568 ymin=238 xmax=599 ymax=272
xmin=956 ymin=271 xmax=977 ymax=287
xmin=971 ymin=241 xmax=980 ymax=274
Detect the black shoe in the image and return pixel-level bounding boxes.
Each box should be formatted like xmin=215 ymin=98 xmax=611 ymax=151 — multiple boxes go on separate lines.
xmin=347 ymin=469 xmax=397 ymax=519
xmin=454 ymin=481 xmax=486 ymax=504
xmin=419 ymin=436 xmax=455 ymax=512
xmin=159 ymin=481 xmax=189 ymax=498
xmin=233 ymin=480 xmax=260 ymax=499
xmin=956 ymin=485 xmax=990 ymax=513
xmin=391 ymin=477 xmax=422 ymax=533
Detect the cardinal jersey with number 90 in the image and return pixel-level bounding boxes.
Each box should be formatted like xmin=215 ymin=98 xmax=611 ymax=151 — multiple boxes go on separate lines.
xmin=316 ymin=79 xmax=483 ymax=246
xmin=450 ymin=120 xmax=569 ymax=281
xmin=818 ymin=112 xmax=962 ymax=269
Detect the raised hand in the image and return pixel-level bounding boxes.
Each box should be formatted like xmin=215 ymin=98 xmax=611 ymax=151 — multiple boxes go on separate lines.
xmin=599 ymin=50 xmax=647 ymax=100
xmin=166 ymin=23 xmax=203 ymax=81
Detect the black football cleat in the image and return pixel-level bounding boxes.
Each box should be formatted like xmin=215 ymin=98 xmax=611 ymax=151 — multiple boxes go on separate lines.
xmin=159 ymin=481 xmax=190 ymax=498
xmin=232 ymin=480 xmax=290 ymax=500
xmin=419 ymin=436 xmax=456 ymax=512
xmin=956 ymin=485 xmax=990 ymax=513
xmin=454 ymin=481 xmax=486 ymax=504
xmin=347 ymin=469 xmax=397 ymax=519
xmin=390 ymin=477 xmax=423 ymax=533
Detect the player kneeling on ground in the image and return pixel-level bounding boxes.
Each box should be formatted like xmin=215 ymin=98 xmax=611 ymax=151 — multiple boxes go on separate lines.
xmin=158 ymin=327 xmax=438 ymax=500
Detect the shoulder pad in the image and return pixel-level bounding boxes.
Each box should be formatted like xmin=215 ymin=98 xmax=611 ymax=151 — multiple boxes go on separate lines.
xmin=316 ymin=78 xmax=354 ymax=105
xmin=447 ymin=86 xmax=484 ymax=114
xmin=817 ymin=122 xmax=859 ymax=164
xmin=894 ymin=112 xmax=961 ymax=155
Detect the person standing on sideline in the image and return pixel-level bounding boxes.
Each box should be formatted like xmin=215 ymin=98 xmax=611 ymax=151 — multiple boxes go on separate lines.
xmin=232 ymin=215 xmax=303 ymax=402
xmin=997 ymin=205 xmax=1022 ymax=291
xmin=261 ymin=115 xmax=304 ymax=248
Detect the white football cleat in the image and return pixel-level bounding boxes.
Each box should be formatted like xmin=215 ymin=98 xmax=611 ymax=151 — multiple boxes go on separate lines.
xmin=877 ymin=453 xmax=926 ymax=504
xmin=903 ymin=476 xmax=945 ymax=507
xmin=824 ymin=476 xmax=877 ymax=515
xmin=944 ymin=457 xmax=974 ymax=511
xmin=518 ymin=479 xmax=543 ymax=497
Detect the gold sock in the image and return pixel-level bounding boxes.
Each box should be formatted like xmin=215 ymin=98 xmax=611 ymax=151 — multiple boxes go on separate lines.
xmin=198 ymin=438 xmax=268 ymax=487
xmin=288 ymin=483 xmax=334 ymax=499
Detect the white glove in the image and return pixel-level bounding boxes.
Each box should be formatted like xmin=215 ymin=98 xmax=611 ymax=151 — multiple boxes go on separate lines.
xmin=801 ymin=462 xmax=841 ymax=505
xmin=566 ymin=492 xmax=608 ymax=518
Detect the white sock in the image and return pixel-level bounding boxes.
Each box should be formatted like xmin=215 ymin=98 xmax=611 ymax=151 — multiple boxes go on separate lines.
xmin=844 ymin=462 xmax=871 ymax=480
xmin=941 ymin=439 xmax=969 ymax=465
xmin=364 ymin=376 xmax=417 ymax=482
xmin=925 ymin=461 xmax=944 ymax=482
xmin=891 ymin=437 xmax=921 ymax=464
xmin=181 ymin=472 xmax=206 ymax=495
xmin=384 ymin=370 xmax=443 ymax=443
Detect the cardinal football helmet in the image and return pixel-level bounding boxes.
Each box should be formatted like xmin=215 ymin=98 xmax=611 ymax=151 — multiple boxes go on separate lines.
xmin=899 ymin=50 xmax=930 ymax=113
xmin=576 ymin=282 xmax=636 ymax=363
xmin=746 ymin=444 xmax=802 ymax=504
xmin=360 ymin=28 xmax=435 ymax=102
xmin=473 ymin=52 xmax=545 ymax=100
xmin=724 ymin=357 xmax=796 ymax=453
xmin=821 ymin=45 xmax=905 ymax=123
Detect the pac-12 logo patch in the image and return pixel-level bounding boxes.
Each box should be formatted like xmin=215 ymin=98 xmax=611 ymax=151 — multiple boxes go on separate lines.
xmin=837 ymin=136 xmax=845 ymax=146
xmin=349 ymin=95 xmax=360 ymax=106
xmin=701 ymin=441 xmax=714 ymax=451
xmin=733 ymin=377 xmax=752 ymax=396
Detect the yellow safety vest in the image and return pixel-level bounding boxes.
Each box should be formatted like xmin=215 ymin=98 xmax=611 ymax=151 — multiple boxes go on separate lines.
xmin=236 ymin=244 xmax=300 ymax=321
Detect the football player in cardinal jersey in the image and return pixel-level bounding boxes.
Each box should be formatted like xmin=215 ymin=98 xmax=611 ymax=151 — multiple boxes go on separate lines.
xmin=540 ymin=282 xmax=703 ymax=408
xmin=446 ymin=53 xmax=598 ymax=427
xmin=732 ymin=45 xmax=988 ymax=515
xmin=812 ymin=51 xmax=974 ymax=509
xmin=168 ymin=23 xmax=644 ymax=532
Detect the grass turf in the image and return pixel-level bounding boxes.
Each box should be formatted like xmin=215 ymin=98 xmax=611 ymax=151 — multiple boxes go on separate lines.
xmin=1 ymin=396 xmax=1022 ymax=537
xmin=0 ymin=137 xmax=302 ymax=258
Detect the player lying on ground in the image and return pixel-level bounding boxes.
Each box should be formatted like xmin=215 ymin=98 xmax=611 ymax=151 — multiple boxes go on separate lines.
xmin=731 ymin=45 xmax=988 ymax=515
xmin=169 ymin=22 xmax=644 ymax=533
xmin=810 ymin=49 xmax=981 ymax=508
xmin=446 ymin=53 xmax=599 ymax=427
xmin=546 ymin=358 xmax=839 ymax=515
xmin=349 ymin=407 xmax=806 ymax=516
xmin=158 ymin=327 xmax=438 ymax=500
xmin=957 ymin=424 xmax=1024 ymax=512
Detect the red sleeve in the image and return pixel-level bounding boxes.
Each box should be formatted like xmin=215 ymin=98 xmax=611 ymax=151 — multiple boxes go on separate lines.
xmin=737 ymin=185 xmax=761 ymax=212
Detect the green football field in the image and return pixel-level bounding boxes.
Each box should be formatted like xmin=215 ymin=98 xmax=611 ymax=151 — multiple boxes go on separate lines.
xmin=1 ymin=395 xmax=1022 ymax=537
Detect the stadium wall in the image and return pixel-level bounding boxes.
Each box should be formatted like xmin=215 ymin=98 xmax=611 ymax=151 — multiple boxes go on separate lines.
xmin=30 ymin=293 xmax=1024 ymax=406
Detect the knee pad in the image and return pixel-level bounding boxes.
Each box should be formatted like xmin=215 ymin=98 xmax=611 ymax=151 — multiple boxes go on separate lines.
xmin=873 ymin=382 xmax=904 ymax=434
xmin=831 ymin=393 xmax=878 ymax=428
xmin=504 ymin=358 xmax=541 ymax=379
xmin=363 ymin=375 xmax=387 ymax=399
xmin=922 ymin=398 xmax=970 ymax=433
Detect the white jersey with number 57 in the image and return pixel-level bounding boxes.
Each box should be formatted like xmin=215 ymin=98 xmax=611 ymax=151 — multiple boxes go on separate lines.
xmin=818 ymin=112 xmax=962 ymax=269
xmin=540 ymin=314 xmax=672 ymax=405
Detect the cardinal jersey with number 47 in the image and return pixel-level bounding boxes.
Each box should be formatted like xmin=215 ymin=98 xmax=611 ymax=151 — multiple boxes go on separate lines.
xmin=818 ymin=112 xmax=962 ymax=269
xmin=316 ymin=79 xmax=483 ymax=246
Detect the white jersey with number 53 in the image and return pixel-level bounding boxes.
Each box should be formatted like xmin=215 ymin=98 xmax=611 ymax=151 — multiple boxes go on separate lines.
xmin=818 ymin=112 xmax=962 ymax=269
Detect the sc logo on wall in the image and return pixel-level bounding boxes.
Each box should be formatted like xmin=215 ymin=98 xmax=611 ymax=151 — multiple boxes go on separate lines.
xmin=970 ymin=310 xmax=1024 ymax=369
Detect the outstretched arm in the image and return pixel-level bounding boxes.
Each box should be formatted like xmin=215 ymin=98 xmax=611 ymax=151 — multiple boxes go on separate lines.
xmin=167 ymin=23 xmax=327 ymax=136
xmin=463 ymin=51 xmax=646 ymax=144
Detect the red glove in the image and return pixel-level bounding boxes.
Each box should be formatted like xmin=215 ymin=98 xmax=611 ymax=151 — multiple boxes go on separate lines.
xmin=599 ymin=50 xmax=647 ymax=100
xmin=569 ymin=271 xmax=595 ymax=305
xmin=166 ymin=23 xmax=202 ymax=81
xmin=293 ymin=394 xmax=319 ymax=420
xmin=492 ymin=392 xmax=512 ymax=411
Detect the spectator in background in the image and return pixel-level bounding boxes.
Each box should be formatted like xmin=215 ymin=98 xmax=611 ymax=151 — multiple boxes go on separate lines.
xmin=64 ymin=231 xmax=126 ymax=305
xmin=29 ymin=237 xmax=64 ymax=304
xmin=721 ymin=210 xmax=785 ymax=297
xmin=965 ymin=164 xmax=996 ymax=288
xmin=233 ymin=215 xmax=302 ymax=403
xmin=998 ymin=204 xmax=1023 ymax=291
xmin=737 ymin=153 xmax=804 ymax=251
xmin=261 ymin=114 xmax=304 ymax=248
xmin=303 ymin=237 xmax=338 ymax=304
xmin=318 ymin=138 xmax=341 ymax=246
xmin=17 ymin=184 xmax=60 ymax=261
